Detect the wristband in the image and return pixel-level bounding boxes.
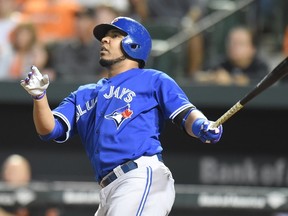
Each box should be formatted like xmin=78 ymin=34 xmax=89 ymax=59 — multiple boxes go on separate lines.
xmin=181 ymin=108 xmax=195 ymax=129
xmin=32 ymin=90 xmax=46 ymax=100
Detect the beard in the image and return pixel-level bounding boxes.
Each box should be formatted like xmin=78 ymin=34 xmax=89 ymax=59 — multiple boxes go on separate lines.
xmin=99 ymin=55 xmax=126 ymax=68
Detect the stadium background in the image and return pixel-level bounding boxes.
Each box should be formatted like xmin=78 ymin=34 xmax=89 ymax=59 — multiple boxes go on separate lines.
xmin=1 ymin=0 xmax=288 ymax=215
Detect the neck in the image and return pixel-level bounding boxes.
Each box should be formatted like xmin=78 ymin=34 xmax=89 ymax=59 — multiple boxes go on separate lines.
xmin=107 ymin=63 xmax=138 ymax=78
xmin=104 ymin=58 xmax=139 ymax=78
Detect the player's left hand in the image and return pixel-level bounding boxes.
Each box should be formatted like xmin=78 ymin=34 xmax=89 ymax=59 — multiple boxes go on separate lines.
xmin=192 ymin=118 xmax=223 ymax=143
xmin=20 ymin=65 xmax=49 ymax=99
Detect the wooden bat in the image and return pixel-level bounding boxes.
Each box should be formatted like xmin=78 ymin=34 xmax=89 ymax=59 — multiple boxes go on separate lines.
xmin=212 ymin=56 xmax=288 ymax=128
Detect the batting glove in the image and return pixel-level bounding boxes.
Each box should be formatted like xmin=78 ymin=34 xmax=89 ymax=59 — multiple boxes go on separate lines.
xmin=192 ymin=118 xmax=223 ymax=143
xmin=20 ymin=66 xmax=49 ymax=99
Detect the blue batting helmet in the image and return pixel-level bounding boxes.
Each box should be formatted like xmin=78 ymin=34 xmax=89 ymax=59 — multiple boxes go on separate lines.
xmin=93 ymin=17 xmax=152 ymax=68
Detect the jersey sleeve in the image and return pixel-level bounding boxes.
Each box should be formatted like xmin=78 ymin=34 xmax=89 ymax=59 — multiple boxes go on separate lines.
xmin=52 ymin=92 xmax=77 ymax=143
xmin=154 ymin=73 xmax=195 ymax=120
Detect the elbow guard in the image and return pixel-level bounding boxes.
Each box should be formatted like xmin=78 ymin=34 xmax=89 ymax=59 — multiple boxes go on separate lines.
xmin=173 ymin=107 xmax=196 ymax=130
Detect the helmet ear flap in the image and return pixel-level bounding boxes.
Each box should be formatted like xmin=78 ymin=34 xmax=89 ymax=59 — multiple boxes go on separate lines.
xmin=122 ymin=36 xmax=141 ymax=53
xmin=121 ymin=37 xmax=145 ymax=68
xmin=121 ymin=35 xmax=149 ymax=68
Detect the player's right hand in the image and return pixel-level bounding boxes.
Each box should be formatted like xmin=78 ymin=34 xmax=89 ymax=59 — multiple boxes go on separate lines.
xmin=20 ymin=66 xmax=49 ymax=99
xmin=192 ymin=118 xmax=223 ymax=144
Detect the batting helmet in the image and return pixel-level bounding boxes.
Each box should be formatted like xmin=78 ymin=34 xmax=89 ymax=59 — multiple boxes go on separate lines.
xmin=93 ymin=17 xmax=152 ymax=68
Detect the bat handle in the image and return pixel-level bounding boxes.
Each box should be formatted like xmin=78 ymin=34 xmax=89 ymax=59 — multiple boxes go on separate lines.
xmin=211 ymin=101 xmax=244 ymax=128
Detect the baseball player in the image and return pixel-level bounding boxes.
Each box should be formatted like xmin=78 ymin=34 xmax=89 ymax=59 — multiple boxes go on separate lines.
xmin=20 ymin=17 xmax=223 ymax=216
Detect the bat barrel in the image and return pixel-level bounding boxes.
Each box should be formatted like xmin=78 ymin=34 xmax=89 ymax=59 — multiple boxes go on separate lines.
xmin=212 ymin=57 xmax=288 ymax=129
xmin=240 ymin=57 xmax=288 ymax=105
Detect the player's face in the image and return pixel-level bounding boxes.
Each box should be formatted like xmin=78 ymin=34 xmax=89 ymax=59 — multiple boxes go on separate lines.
xmin=100 ymin=29 xmax=125 ymax=61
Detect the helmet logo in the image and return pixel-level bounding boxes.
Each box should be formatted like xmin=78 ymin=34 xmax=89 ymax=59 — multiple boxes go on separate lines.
xmin=111 ymin=18 xmax=119 ymax=24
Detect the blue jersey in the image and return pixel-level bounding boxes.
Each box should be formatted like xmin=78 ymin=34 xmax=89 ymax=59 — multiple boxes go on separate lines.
xmin=51 ymin=68 xmax=194 ymax=181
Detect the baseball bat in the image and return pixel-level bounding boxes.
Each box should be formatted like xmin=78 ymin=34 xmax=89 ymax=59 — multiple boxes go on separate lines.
xmin=212 ymin=56 xmax=288 ymax=128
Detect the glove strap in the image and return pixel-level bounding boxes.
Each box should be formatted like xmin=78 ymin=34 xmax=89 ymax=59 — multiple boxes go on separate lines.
xmin=32 ymin=90 xmax=46 ymax=100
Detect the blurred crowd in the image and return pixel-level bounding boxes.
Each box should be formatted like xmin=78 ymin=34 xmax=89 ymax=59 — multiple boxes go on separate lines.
xmin=0 ymin=154 xmax=59 ymax=216
xmin=0 ymin=0 xmax=287 ymax=85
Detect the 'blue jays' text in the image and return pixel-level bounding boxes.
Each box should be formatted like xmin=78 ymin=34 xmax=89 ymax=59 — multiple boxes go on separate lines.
xmin=104 ymin=86 xmax=136 ymax=103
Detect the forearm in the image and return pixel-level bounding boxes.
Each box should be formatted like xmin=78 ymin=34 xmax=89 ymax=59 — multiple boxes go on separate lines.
xmin=184 ymin=109 xmax=206 ymax=137
xmin=33 ymin=95 xmax=55 ymax=135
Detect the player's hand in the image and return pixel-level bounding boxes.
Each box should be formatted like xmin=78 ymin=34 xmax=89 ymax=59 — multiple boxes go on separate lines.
xmin=192 ymin=118 xmax=223 ymax=143
xmin=20 ymin=66 xmax=49 ymax=99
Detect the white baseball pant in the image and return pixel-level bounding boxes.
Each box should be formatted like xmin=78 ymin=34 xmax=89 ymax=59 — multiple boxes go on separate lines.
xmin=95 ymin=155 xmax=175 ymax=216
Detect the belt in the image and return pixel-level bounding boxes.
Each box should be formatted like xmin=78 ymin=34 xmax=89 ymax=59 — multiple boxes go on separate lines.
xmin=99 ymin=153 xmax=163 ymax=188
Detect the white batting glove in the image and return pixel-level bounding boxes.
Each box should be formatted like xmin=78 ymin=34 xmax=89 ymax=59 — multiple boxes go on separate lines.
xmin=20 ymin=66 xmax=49 ymax=99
